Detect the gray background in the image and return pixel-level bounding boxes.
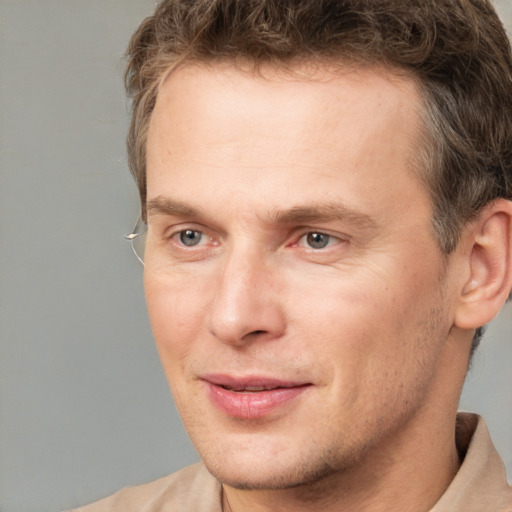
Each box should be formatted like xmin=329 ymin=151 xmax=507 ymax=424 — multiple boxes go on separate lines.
xmin=0 ymin=1 xmax=511 ymax=511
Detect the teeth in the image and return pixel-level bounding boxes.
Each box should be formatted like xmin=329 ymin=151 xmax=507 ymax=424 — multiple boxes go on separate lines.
xmin=222 ymin=385 xmax=276 ymax=392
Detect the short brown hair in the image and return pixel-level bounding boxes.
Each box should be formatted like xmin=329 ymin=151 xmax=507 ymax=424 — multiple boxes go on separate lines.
xmin=125 ymin=0 xmax=512 ymax=250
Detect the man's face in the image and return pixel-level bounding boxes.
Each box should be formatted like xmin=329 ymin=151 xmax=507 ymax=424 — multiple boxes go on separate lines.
xmin=144 ymin=63 xmax=459 ymax=489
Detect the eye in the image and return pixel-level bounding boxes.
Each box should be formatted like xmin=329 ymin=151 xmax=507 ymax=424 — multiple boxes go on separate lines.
xmin=297 ymin=231 xmax=340 ymax=250
xmin=177 ymin=229 xmax=204 ymax=247
xmin=302 ymin=232 xmax=333 ymax=249
xmin=306 ymin=232 xmax=329 ymax=249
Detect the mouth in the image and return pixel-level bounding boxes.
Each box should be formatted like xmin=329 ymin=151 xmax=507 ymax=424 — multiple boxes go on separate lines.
xmin=202 ymin=374 xmax=311 ymax=419
xmin=219 ymin=383 xmax=297 ymax=392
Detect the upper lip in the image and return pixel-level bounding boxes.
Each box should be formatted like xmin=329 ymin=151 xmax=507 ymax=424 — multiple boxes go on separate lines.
xmin=202 ymin=374 xmax=311 ymax=391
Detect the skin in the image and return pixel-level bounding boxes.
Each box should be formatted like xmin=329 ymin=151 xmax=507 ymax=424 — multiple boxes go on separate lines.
xmin=143 ymin=62 xmax=483 ymax=512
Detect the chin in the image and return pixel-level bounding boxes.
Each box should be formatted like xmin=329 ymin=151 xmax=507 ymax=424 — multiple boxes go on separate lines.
xmin=199 ymin=445 xmax=345 ymax=491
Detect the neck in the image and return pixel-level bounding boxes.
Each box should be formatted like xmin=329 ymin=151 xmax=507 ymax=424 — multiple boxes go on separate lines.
xmin=222 ymin=409 xmax=461 ymax=512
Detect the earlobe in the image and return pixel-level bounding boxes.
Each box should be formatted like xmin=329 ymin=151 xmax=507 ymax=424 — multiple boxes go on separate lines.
xmin=454 ymin=199 xmax=512 ymax=330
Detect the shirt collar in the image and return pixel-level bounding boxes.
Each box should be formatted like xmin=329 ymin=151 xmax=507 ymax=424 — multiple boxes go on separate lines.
xmin=430 ymin=413 xmax=512 ymax=512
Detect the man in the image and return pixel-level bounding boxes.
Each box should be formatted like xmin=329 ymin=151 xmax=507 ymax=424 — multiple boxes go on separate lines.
xmin=73 ymin=0 xmax=512 ymax=510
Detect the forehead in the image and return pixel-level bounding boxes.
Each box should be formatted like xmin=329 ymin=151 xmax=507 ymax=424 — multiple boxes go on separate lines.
xmin=146 ymin=61 xmax=428 ymax=223
xmin=151 ymin=61 xmax=422 ymax=144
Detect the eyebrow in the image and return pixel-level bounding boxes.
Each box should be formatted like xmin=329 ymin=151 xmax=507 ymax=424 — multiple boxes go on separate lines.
xmin=147 ymin=196 xmax=377 ymax=230
xmin=269 ymin=204 xmax=377 ymax=230
xmin=147 ymin=196 xmax=199 ymax=217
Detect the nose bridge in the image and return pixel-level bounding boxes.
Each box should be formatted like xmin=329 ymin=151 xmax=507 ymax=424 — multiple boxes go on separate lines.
xmin=207 ymin=241 xmax=285 ymax=345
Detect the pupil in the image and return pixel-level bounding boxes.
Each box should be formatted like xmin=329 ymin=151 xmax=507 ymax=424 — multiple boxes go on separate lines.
xmin=180 ymin=230 xmax=201 ymax=246
xmin=307 ymin=232 xmax=329 ymax=249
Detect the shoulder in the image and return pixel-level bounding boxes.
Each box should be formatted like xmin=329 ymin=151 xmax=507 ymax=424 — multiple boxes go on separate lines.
xmin=69 ymin=463 xmax=222 ymax=512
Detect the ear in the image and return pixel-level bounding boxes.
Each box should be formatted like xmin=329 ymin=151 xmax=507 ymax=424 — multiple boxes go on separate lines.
xmin=454 ymin=199 xmax=512 ymax=330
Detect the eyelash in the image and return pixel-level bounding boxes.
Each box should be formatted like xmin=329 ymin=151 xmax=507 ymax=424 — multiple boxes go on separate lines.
xmin=169 ymin=228 xmax=343 ymax=251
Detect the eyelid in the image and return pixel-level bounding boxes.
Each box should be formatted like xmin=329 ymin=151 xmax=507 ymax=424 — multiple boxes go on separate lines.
xmin=293 ymin=229 xmax=348 ymax=248
xmin=160 ymin=220 xmax=208 ymax=238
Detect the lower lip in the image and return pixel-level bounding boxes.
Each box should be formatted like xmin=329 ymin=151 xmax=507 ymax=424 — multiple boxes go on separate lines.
xmin=205 ymin=382 xmax=310 ymax=419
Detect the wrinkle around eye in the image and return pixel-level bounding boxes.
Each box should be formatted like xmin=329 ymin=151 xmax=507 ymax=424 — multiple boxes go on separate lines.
xmin=169 ymin=228 xmax=221 ymax=252
xmin=283 ymin=231 xmax=352 ymax=267
xmin=146 ymin=222 xmax=221 ymax=264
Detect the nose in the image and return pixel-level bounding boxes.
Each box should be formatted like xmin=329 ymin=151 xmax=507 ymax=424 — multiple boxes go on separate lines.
xmin=206 ymin=247 xmax=286 ymax=346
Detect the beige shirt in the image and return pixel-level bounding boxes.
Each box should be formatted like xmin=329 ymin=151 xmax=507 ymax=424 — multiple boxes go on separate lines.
xmin=71 ymin=414 xmax=511 ymax=512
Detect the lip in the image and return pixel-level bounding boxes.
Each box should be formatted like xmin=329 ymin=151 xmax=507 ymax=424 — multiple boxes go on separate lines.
xmin=202 ymin=374 xmax=311 ymax=419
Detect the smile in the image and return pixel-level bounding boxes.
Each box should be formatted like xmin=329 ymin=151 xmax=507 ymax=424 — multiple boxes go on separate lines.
xmin=202 ymin=375 xmax=311 ymax=419
xmin=220 ymin=384 xmax=288 ymax=392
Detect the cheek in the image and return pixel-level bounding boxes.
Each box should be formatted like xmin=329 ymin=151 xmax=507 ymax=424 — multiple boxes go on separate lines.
xmin=289 ymin=263 xmax=436 ymax=382
xmin=290 ymin=266 xmax=397 ymax=347
xmin=288 ymin=273 xmax=392 ymax=393
xmin=144 ymin=272 xmax=209 ymax=371
xmin=144 ymin=273 xmax=213 ymax=419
